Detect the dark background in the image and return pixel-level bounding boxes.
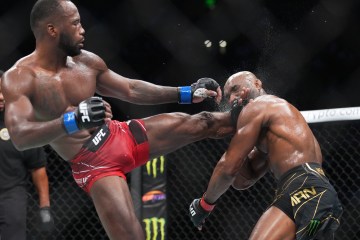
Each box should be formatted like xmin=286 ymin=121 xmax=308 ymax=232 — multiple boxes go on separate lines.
xmin=1 ymin=0 xmax=360 ymax=119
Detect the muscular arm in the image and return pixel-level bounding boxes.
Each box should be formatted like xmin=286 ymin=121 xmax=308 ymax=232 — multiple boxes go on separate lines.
xmin=88 ymin=52 xmax=220 ymax=104
xmin=31 ymin=167 xmax=50 ymax=207
xmin=2 ymin=69 xmax=66 ymax=150
xmin=96 ymin=68 xmax=178 ymax=104
xmin=203 ymin=103 xmax=265 ymax=204
xmin=231 ymin=147 xmax=269 ymax=190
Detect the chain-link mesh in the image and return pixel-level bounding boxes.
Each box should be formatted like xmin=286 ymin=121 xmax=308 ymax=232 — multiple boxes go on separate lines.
xmin=25 ymin=121 xmax=359 ymax=239
xmin=166 ymin=121 xmax=360 ymax=240
xmin=26 ymin=148 xmax=108 ymax=240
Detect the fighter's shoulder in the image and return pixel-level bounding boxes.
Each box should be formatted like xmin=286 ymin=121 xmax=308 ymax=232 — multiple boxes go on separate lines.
xmin=242 ymin=95 xmax=285 ymax=118
xmin=252 ymin=95 xmax=287 ymax=107
xmin=254 ymin=94 xmax=281 ymax=101
xmin=2 ymin=60 xmax=36 ymax=86
xmin=250 ymin=95 xmax=296 ymax=123
xmin=75 ymin=50 xmax=107 ymax=69
xmin=244 ymin=95 xmax=273 ymax=109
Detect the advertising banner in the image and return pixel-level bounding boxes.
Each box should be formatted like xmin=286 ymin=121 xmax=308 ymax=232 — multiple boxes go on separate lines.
xmin=142 ymin=156 xmax=167 ymax=240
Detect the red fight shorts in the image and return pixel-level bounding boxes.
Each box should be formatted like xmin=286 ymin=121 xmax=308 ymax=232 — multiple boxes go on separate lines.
xmin=69 ymin=120 xmax=149 ymax=194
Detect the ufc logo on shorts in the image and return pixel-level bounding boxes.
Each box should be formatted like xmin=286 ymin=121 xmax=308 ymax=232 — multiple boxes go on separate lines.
xmin=79 ymin=102 xmax=90 ymax=122
xmin=92 ymin=129 xmax=106 ymax=145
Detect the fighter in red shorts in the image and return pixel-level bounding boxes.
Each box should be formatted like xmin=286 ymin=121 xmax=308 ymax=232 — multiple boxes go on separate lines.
xmin=69 ymin=119 xmax=148 ymax=193
xmin=70 ymin=120 xmax=148 ymax=193
xmin=1 ymin=1 xmax=235 ymax=239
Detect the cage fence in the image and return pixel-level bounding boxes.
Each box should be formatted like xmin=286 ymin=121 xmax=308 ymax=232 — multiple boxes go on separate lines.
xmin=25 ymin=120 xmax=360 ymax=240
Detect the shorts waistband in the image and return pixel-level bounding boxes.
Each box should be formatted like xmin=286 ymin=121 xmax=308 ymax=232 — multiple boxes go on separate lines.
xmin=127 ymin=119 xmax=148 ymax=144
xmin=83 ymin=124 xmax=110 ymax=152
xmin=277 ymin=162 xmax=325 ymax=186
xmin=70 ymin=120 xmax=148 ymax=162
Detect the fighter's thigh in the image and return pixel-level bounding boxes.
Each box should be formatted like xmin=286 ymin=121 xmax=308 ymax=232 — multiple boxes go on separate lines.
xmin=250 ymin=206 xmax=296 ymax=240
xmin=90 ymin=176 xmax=141 ymax=236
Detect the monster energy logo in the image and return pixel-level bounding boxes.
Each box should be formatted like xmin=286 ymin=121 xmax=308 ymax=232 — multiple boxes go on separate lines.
xmin=143 ymin=217 xmax=166 ymax=240
xmin=307 ymin=219 xmax=320 ymax=236
xmin=146 ymin=156 xmax=165 ymax=178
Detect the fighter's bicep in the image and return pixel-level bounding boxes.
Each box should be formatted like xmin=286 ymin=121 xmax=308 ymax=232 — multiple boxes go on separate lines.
xmin=96 ymin=69 xmax=131 ymax=99
xmin=230 ymin=113 xmax=263 ymax=154
xmin=5 ymin=94 xmax=35 ymax=125
xmin=223 ymin=105 xmax=265 ymax=171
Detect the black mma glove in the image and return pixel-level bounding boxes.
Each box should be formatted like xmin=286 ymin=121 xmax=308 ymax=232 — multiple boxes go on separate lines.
xmin=38 ymin=206 xmax=54 ymax=232
xmin=62 ymin=96 xmax=106 ymax=134
xmin=230 ymin=98 xmax=249 ymax=128
xmin=178 ymin=78 xmax=220 ymax=104
xmin=189 ymin=196 xmax=215 ymax=230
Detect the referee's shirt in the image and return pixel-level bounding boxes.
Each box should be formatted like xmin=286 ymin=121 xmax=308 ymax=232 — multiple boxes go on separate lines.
xmin=0 ymin=112 xmax=46 ymax=193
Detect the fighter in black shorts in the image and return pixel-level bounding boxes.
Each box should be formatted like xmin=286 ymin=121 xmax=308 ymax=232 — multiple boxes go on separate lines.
xmin=272 ymin=162 xmax=342 ymax=239
xmin=189 ymin=71 xmax=343 ymax=239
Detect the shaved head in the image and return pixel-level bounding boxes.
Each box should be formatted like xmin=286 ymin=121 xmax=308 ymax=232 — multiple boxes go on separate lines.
xmin=30 ymin=0 xmax=69 ymax=38
xmin=225 ymin=71 xmax=258 ymax=90
xmin=224 ymin=71 xmax=265 ymax=103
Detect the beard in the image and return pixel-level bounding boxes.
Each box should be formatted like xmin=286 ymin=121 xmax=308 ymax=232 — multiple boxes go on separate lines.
xmin=248 ymin=88 xmax=261 ymax=100
xmin=59 ymin=33 xmax=82 ymax=57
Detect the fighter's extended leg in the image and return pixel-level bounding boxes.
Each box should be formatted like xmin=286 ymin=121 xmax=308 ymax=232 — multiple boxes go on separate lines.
xmin=90 ymin=176 xmax=144 ymax=240
xmin=143 ymin=111 xmax=233 ymax=159
xmin=249 ymin=206 xmax=296 ymax=240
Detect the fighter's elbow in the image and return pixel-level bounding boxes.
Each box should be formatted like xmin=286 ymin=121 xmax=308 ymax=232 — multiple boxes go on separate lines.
xmin=10 ymin=136 xmax=28 ymax=151
xmin=7 ymin=127 xmax=30 ymax=151
xmin=14 ymin=144 xmax=27 ymax=151
xmin=232 ymin=180 xmax=255 ymax=190
xmin=231 ymin=174 xmax=256 ymax=190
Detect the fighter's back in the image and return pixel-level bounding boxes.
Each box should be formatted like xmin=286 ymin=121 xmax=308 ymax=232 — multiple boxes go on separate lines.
xmin=248 ymin=95 xmax=322 ymax=179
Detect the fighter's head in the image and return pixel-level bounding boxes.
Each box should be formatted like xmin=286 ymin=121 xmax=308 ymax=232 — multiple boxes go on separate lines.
xmin=30 ymin=0 xmax=85 ymax=56
xmin=0 ymin=70 xmax=5 ymax=112
xmin=224 ymin=71 xmax=265 ymax=105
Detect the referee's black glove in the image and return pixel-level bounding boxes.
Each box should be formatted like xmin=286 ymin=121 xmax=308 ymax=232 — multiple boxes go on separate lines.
xmin=38 ymin=206 xmax=55 ymax=232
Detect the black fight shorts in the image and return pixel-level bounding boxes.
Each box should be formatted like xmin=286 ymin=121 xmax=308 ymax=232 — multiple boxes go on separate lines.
xmin=271 ymin=162 xmax=343 ymax=240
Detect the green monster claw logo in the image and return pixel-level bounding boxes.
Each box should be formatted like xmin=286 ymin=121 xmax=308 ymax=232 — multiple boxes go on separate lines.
xmin=146 ymin=156 xmax=165 ymax=178
xmin=143 ymin=217 xmax=166 ymax=240
xmin=307 ymin=219 xmax=321 ymax=236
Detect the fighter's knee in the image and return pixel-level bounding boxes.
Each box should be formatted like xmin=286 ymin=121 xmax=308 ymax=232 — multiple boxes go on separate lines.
xmin=104 ymin=213 xmax=143 ymax=239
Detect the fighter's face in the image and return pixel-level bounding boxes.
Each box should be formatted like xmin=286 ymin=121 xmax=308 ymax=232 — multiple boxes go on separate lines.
xmin=224 ymin=72 xmax=261 ymax=105
xmin=224 ymin=81 xmax=242 ymax=105
xmin=58 ymin=1 xmax=85 ymax=56
xmin=59 ymin=31 xmax=83 ymax=56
